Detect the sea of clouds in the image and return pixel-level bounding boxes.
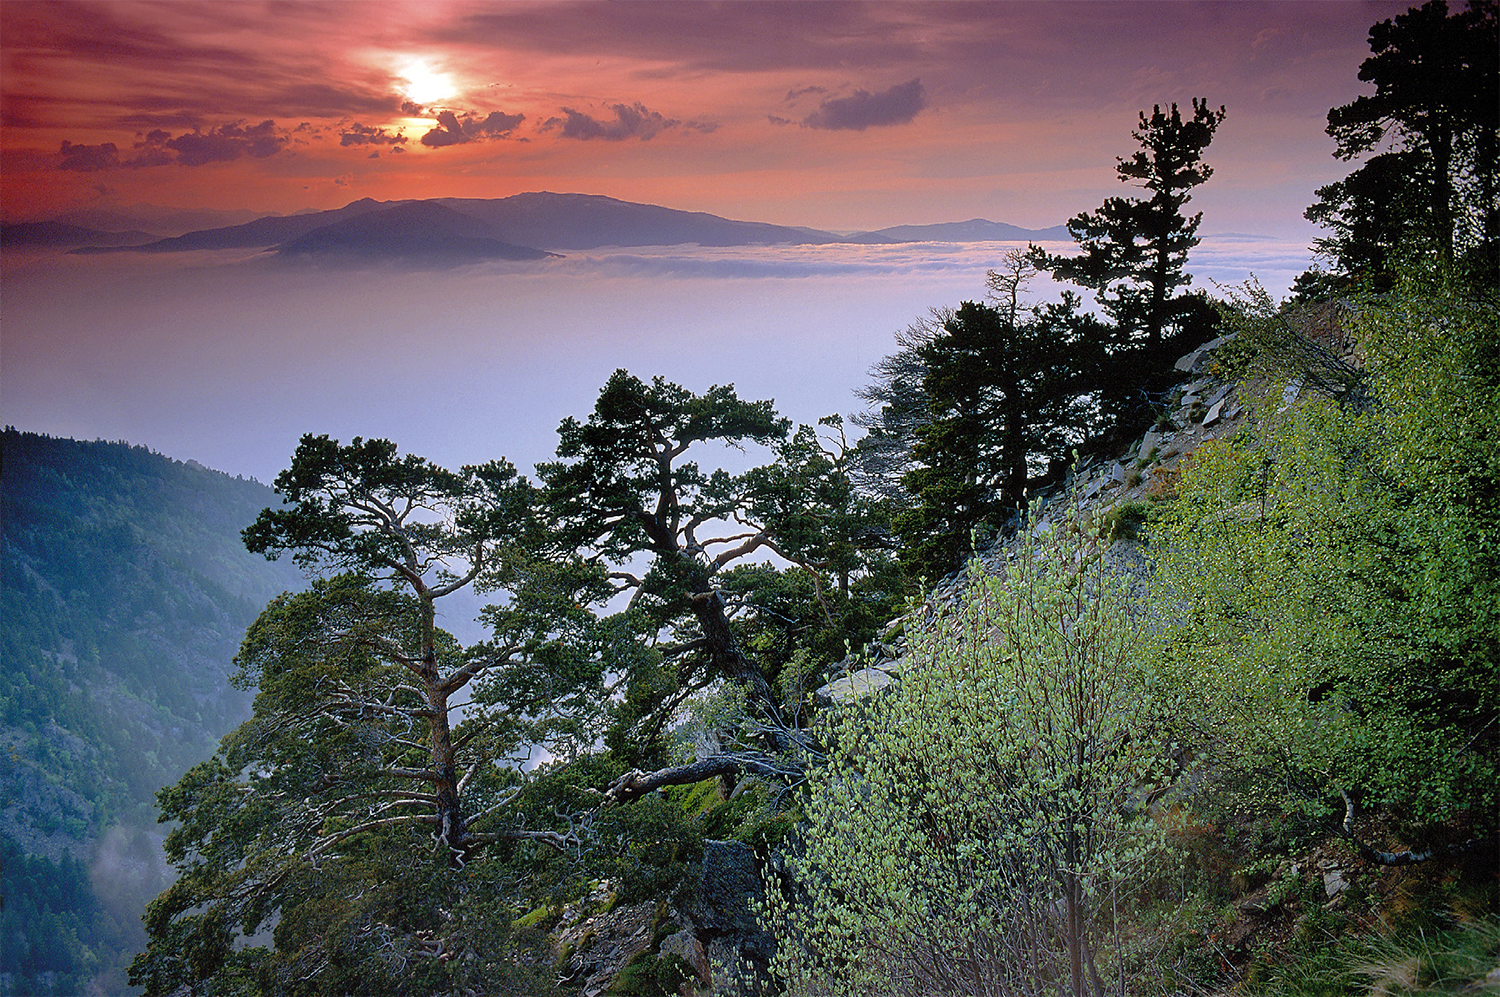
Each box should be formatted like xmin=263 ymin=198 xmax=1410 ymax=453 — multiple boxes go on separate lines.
xmin=1 ymin=234 xmax=1313 ymax=489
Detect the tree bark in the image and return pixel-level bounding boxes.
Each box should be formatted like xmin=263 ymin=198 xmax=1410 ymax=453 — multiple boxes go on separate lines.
xmin=417 ymin=592 xmax=469 ymax=862
xmin=688 ymin=584 xmax=793 ymax=754
xmin=603 ymin=754 xmax=793 ymax=805
xmin=1339 ymin=790 xmax=1481 ymax=866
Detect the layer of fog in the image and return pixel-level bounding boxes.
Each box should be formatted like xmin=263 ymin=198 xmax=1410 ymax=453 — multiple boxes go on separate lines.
xmin=1 ymin=234 xmax=1311 ymax=494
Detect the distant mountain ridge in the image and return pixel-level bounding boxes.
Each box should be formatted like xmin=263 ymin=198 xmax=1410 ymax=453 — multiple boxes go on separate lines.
xmin=1 ymin=220 xmax=158 ymax=248
xmin=429 ymin=191 xmax=891 ymax=249
xmin=70 ymin=197 xmax=396 ymax=254
xmin=275 ymin=200 xmax=559 ymax=262
xmin=871 ymin=218 xmax=1070 ymax=241
xmin=49 ymin=192 xmax=1070 ymax=262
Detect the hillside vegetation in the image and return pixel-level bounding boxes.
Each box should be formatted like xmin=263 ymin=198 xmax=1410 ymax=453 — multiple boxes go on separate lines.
xmin=0 ymin=430 xmax=304 ymax=996
xmin=7 ymin=2 xmax=1494 ymax=995
xmin=768 ymin=271 xmax=1497 ymax=996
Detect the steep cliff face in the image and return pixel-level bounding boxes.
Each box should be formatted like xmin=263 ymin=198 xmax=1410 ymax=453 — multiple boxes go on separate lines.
xmin=0 ymin=429 xmax=304 ymax=995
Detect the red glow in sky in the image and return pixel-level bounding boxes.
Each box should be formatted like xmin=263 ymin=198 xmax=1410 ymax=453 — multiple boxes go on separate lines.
xmin=2 ymin=0 xmax=1411 ymax=234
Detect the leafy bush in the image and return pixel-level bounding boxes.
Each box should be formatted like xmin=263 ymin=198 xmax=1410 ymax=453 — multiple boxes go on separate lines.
xmin=1100 ymin=501 xmax=1151 ymax=542
xmin=762 ymin=509 xmax=1172 ymax=996
xmin=1154 ymin=273 xmax=1500 ymax=831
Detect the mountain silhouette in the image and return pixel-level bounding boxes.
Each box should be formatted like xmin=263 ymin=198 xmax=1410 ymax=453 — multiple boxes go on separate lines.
xmin=274 ymin=200 xmax=556 ymax=262
xmin=869 ymin=218 xmax=1071 ymax=241
xmin=63 ymin=192 xmax=1067 ymax=257
xmin=3 ymin=221 xmax=156 ymax=248
xmin=431 ymin=191 xmax=877 ymax=249
xmin=70 ymin=197 xmax=398 ymax=254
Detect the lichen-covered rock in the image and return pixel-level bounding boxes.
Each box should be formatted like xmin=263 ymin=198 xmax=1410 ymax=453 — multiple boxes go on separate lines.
xmin=1174 ymin=332 xmax=1237 ymax=372
xmin=686 ymin=840 xmax=775 ymax=995
xmin=659 ymin=927 xmax=711 ymax=989
xmin=813 ymin=666 xmax=895 ymax=705
xmin=553 ymin=900 xmax=658 ymax=997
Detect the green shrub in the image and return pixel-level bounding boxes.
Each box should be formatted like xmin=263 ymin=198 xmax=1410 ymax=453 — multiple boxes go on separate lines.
xmin=609 ymin=951 xmax=694 ymax=995
xmin=1100 ymin=500 xmax=1151 ymax=542
xmin=762 ymin=507 xmax=1172 ymax=995
xmin=1153 ymin=274 xmax=1500 ymax=830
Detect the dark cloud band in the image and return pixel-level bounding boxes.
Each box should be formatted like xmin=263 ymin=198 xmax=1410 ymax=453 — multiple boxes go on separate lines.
xmin=59 ymin=120 xmax=290 ymax=170
xmin=420 ymin=109 xmax=525 ymax=147
xmin=802 ymin=79 xmax=925 ymax=131
xmin=151 ymin=120 xmax=287 ymax=166
xmin=58 ymin=141 xmax=121 ymax=172
xmin=546 ymin=102 xmax=676 ymax=142
xmin=341 ymin=123 xmax=408 ymax=147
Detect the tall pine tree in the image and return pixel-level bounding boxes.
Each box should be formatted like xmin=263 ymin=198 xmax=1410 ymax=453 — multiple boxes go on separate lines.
xmin=896 ymin=254 xmax=1101 ymax=579
xmin=1300 ymin=0 xmax=1498 ymax=293
xmin=1031 ymin=99 xmax=1225 ymax=446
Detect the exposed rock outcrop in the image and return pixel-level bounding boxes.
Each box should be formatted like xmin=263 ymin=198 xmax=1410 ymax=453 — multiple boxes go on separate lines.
xmin=551 ymin=841 xmax=774 ymax=996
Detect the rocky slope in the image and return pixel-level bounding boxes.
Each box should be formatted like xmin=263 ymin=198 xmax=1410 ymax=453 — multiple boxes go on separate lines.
xmin=816 ymin=327 xmax=1258 ymax=704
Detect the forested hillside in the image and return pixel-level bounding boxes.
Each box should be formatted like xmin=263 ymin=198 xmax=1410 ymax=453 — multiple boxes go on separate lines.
xmin=7 ymin=3 xmax=1495 ymax=995
xmin=0 ymin=429 xmax=304 ymax=996
xmin=128 ymin=4 xmax=1497 ymax=993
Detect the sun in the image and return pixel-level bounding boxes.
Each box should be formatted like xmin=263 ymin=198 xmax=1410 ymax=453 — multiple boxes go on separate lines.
xmin=399 ymin=60 xmax=453 ymax=105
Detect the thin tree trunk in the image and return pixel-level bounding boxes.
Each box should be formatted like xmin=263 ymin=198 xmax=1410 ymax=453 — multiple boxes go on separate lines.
xmin=1433 ymin=125 xmax=1455 ymax=261
xmin=418 ymin=594 xmax=468 ymax=862
xmin=1064 ymin=868 xmax=1083 ymax=997
xmin=688 ymin=584 xmax=793 ymax=753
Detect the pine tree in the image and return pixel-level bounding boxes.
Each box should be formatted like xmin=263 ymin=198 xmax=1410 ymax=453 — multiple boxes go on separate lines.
xmin=895 ymin=253 xmax=1100 ymax=579
xmin=1033 ymin=99 xmax=1224 ymax=349
xmin=1301 ymin=0 xmax=1498 ymax=292
xmin=1031 ymin=99 xmax=1225 ymax=443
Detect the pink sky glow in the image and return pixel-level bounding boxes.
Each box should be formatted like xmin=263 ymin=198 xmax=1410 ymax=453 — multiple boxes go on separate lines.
xmin=3 ymin=1 xmax=1411 ymax=235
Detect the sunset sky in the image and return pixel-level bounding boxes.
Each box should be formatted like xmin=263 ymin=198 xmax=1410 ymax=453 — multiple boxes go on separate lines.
xmin=1 ymin=1 xmax=1417 ymax=486
xmin=3 ymin=0 xmax=1411 ymax=235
